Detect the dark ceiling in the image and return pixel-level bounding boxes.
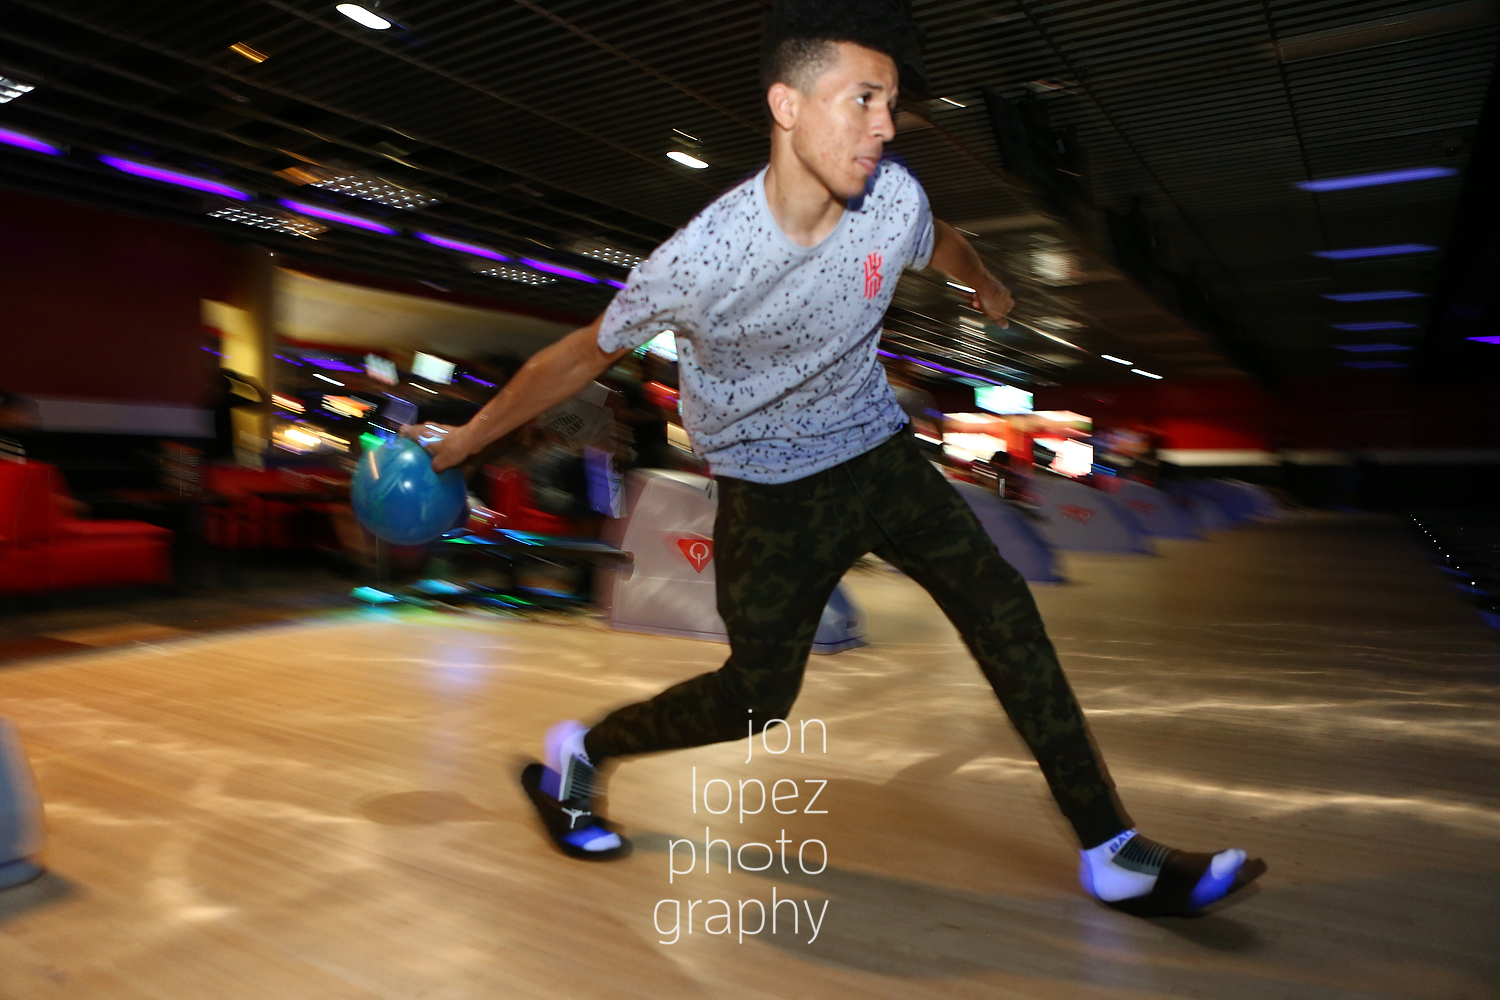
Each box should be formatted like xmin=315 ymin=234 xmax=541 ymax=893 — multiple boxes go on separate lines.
xmin=0 ymin=0 xmax=1495 ymax=387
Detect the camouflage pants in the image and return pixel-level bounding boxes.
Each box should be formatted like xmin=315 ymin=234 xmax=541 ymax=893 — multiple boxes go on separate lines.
xmin=585 ymin=429 xmax=1131 ymax=847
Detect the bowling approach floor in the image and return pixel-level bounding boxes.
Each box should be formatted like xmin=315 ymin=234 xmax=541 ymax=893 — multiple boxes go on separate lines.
xmin=0 ymin=514 xmax=1496 ymax=1000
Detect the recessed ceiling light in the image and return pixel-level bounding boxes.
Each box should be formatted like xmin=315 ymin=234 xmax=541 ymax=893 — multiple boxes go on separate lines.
xmin=280 ymin=164 xmax=438 ymax=209
xmin=1131 ymin=368 xmax=1163 ymax=379
xmin=1312 ymin=244 xmax=1436 ymax=260
xmin=1329 ymin=321 xmax=1417 ymax=331
xmin=667 ymin=151 xmax=708 ymax=169
xmin=1034 ymin=316 xmax=1084 ymax=330
xmin=1100 ymin=354 xmax=1133 ymax=365
xmin=573 ymin=241 xmax=645 ymax=268
xmin=1032 ymin=249 xmax=1078 ymax=284
xmin=208 ymin=205 xmax=326 ymax=238
xmin=476 ymin=265 xmax=556 ymax=286
xmin=100 ymin=155 xmax=251 ymax=200
xmin=1323 ymin=291 xmax=1425 ymax=302
xmin=336 ymin=4 xmax=392 ymax=29
xmin=1297 ymin=167 xmax=1455 ymax=191
xmin=279 ymin=198 xmax=397 ymax=234
xmin=229 ymin=42 xmax=269 ymax=63
xmin=0 ymin=77 xmax=35 ymax=104
xmin=0 ymin=125 xmax=62 ymax=155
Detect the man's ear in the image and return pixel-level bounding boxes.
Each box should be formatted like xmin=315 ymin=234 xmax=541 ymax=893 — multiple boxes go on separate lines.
xmin=767 ymin=81 xmax=799 ymax=131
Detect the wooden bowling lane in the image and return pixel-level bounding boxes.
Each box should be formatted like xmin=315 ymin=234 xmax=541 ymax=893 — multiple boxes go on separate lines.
xmin=0 ymin=512 xmax=1496 ymax=998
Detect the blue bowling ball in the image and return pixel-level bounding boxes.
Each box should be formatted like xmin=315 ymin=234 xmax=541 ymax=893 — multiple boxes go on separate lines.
xmin=352 ymin=437 xmax=467 ymax=546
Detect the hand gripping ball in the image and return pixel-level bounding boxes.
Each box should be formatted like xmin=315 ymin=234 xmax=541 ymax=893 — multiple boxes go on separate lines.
xmin=352 ymin=437 xmax=467 ymax=546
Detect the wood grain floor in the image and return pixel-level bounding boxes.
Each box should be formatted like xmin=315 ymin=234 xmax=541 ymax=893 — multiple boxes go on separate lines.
xmin=0 ymin=513 xmax=1495 ymax=999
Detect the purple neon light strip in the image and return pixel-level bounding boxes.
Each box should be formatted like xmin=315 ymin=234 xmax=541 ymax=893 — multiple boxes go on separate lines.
xmin=519 ymin=257 xmax=599 ymax=283
xmin=1312 ymin=243 xmax=1436 ymax=260
xmin=1335 ymin=344 xmax=1413 ymax=353
xmin=0 ymin=126 xmax=62 ymax=155
xmin=1468 ymin=336 xmax=1500 ymax=345
xmin=605 ymin=278 xmax=627 ymax=289
xmin=100 ymin=155 xmax=251 ymax=199
xmin=1342 ymin=360 xmax=1408 ymax=369
xmin=1296 ymin=167 xmax=1455 ymax=192
xmin=415 ymin=232 xmax=508 ymax=261
xmin=1330 ymin=321 xmax=1417 ymax=331
xmin=876 ymin=349 xmax=1003 ymax=384
xmin=280 ymin=199 xmax=397 ymax=235
xmin=1323 ymin=291 xmax=1425 ymax=302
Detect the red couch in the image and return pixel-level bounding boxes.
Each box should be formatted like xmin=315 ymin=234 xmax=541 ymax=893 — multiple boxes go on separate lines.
xmin=201 ymin=466 xmax=341 ymax=552
xmin=0 ymin=460 xmax=173 ymax=596
xmin=481 ymin=465 xmax=587 ymax=536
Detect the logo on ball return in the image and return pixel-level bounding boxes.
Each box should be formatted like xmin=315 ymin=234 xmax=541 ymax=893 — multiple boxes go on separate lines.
xmin=1058 ymin=504 xmax=1096 ymax=523
xmin=675 ymin=537 xmax=714 ymax=572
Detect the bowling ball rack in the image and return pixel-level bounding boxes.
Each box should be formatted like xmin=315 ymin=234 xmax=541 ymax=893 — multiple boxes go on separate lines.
xmin=351 ymin=523 xmax=631 ymax=617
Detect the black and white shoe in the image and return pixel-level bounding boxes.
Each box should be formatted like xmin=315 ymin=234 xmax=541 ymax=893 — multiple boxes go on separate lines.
xmin=518 ymin=720 xmax=629 ymax=861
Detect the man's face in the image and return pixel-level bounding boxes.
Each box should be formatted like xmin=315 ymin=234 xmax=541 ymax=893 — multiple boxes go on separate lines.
xmin=783 ymin=42 xmax=899 ymax=201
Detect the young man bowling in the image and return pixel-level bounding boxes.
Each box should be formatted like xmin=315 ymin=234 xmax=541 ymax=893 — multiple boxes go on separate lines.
xmin=420 ymin=2 xmax=1265 ymax=917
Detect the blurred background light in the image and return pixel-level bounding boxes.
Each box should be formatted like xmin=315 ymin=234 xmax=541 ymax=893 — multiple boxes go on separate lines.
xmin=100 ymin=156 xmax=251 ymax=199
xmin=1296 ymin=166 xmax=1456 ymax=191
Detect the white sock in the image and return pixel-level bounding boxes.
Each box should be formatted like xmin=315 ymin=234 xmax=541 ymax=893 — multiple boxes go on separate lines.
xmin=1079 ymin=829 xmax=1246 ymax=902
xmin=543 ymin=721 xmax=620 ymax=853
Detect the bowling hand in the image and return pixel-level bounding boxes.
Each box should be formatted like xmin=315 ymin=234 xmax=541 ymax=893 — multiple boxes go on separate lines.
xmin=971 ymin=275 xmax=1014 ymax=328
xmin=402 ymin=422 xmax=468 ymax=473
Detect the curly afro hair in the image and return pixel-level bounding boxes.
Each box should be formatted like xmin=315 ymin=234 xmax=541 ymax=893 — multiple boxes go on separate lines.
xmin=760 ymin=0 xmax=928 ymax=98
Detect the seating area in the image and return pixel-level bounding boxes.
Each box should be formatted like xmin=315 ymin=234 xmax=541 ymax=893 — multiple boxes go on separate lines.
xmin=0 ymin=460 xmax=172 ymax=597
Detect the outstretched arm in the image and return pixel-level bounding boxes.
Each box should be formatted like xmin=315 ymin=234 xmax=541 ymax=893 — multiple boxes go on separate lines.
xmin=929 ymin=219 xmax=1015 ymax=328
xmin=418 ymin=313 xmax=631 ymax=472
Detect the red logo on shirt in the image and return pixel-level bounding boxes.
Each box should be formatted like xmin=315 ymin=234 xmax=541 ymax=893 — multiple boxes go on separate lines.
xmin=1058 ymin=504 xmax=1096 ymax=523
xmin=675 ymin=537 xmax=714 ymax=572
xmin=863 ymin=252 xmax=884 ymax=299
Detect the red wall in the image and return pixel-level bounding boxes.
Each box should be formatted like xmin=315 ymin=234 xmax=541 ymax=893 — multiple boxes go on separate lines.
xmin=1034 ymin=376 xmax=1500 ymax=452
xmin=0 ymin=190 xmax=231 ymax=406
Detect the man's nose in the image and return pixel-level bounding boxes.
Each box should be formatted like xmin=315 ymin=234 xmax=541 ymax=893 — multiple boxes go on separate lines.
xmin=872 ymin=104 xmax=896 ymax=142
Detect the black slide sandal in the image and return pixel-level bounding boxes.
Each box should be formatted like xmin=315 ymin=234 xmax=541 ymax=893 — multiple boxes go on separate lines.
xmin=1107 ymin=852 xmax=1268 ymax=917
xmin=520 ymin=762 xmax=632 ymax=862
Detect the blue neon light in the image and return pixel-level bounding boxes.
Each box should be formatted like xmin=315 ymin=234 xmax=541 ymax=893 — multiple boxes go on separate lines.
xmin=1296 ymin=167 xmax=1455 ymax=192
xmin=1329 ymin=321 xmax=1417 ymax=331
xmin=415 ymin=232 xmax=508 ymax=261
xmin=1323 ymin=291 xmax=1425 ymax=302
xmin=1312 ymin=244 xmax=1436 ymax=260
xmin=280 ymin=199 xmax=397 ymax=235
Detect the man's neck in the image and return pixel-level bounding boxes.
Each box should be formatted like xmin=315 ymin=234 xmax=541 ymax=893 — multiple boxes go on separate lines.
xmin=763 ymin=147 xmax=846 ymax=248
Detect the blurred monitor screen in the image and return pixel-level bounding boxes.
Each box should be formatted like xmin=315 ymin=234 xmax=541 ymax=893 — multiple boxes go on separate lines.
xmin=381 ymin=396 xmax=419 ymax=427
xmin=412 ymin=352 xmax=456 ymax=384
xmin=975 ymin=384 xmax=1034 ymax=415
xmin=365 ymin=354 xmax=397 ymax=385
xmin=322 ymin=395 xmax=376 ymax=419
xmin=642 ymin=330 xmax=678 ymax=362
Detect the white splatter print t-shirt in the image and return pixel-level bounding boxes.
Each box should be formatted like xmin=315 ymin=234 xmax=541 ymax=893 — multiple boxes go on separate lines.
xmin=596 ymin=158 xmax=934 ymax=484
